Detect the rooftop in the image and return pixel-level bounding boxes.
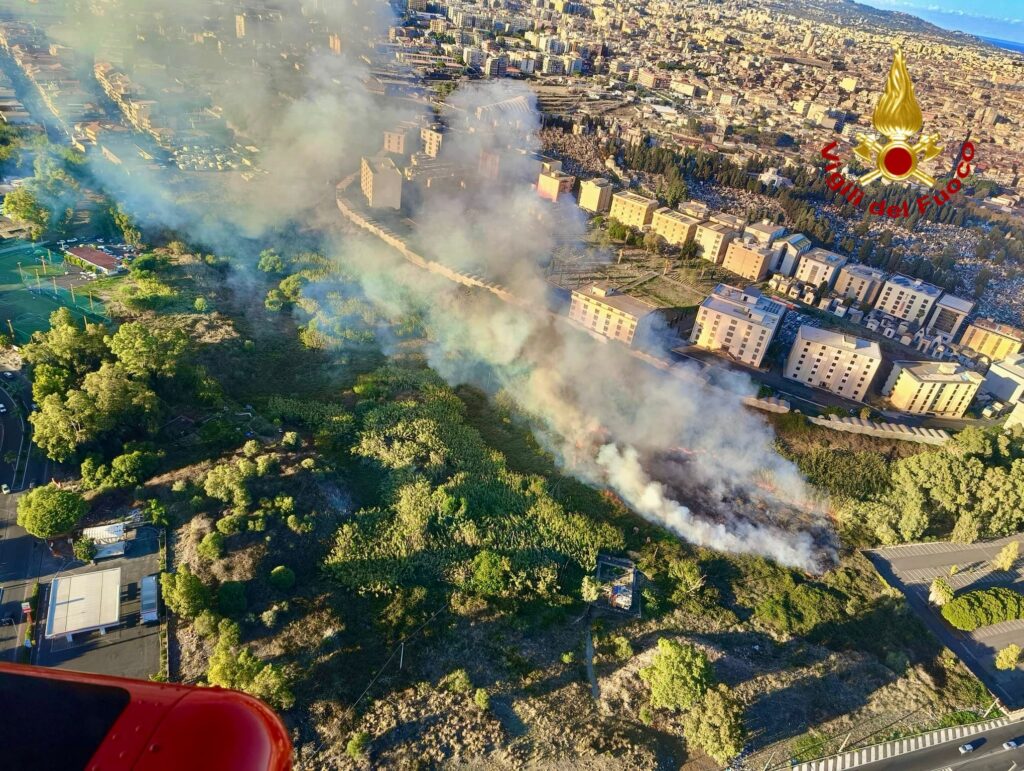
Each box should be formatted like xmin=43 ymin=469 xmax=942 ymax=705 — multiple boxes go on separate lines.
xmin=885 ymin=273 xmax=943 ymax=297
xmin=895 ymin=360 xmax=984 ymax=385
xmin=935 ymin=294 xmax=975 ymax=313
xmin=796 ymin=324 xmax=882 ymax=359
xmin=573 ymin=283 xmax=654 ymax=319
xmin=969 ymin=318 xmax=1024 ymax=343
xmin=45 ymin=567 xmax=122 ymax=639
xmin=703 ymin=283 xmax=785 ymax=326
xmin=612 ymin=190 xmax=657 ymax=205
xmin=66 ymin=246 xmax=118 ymax=272
xmin=801 ymin=247 xmax=846 ymax=266
xmin=840 ymin=262 xmax=886 ymax=280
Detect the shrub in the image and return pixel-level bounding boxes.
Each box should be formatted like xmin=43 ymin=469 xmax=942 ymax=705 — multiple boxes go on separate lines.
xmin=269 ymin=565 xmax=295 ymax=591
xmin=346 ymin=732 xmax=370 ymax=759
xmin=216 ymin=513 xmax=246 ymax=535
xmin=73 ymin=537 xmax=96 ymax=562
xmin=197 ymin=531 xmax=225 ymax=561
xmin=242 ymin=439 xmax=261 ymax=458
xmin=160 ymin=566 xmax=210 ymax=619
xmin=639 ymin=638 xmax=713 ymax=712
xmin=996 ymin=644 xmax=1022 ymax=671
xmin=439 ymin=668 xmax=473 ymax=694
xmin=281 ymin=431 xmax=300 ymax=448
xmin=474 ymin=688 xmax=490 ymax=710
xmin=218 ymin=581 xmax=247 ymax=616
xmin=194 ymin=610 xmax=220 ymax=638
xmin=942 ymin=587 xmax=1024 ymax=631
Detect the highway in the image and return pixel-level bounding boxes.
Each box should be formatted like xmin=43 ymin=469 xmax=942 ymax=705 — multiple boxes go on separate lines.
xmin=853 ymin=718 xmax=1024 ymax=771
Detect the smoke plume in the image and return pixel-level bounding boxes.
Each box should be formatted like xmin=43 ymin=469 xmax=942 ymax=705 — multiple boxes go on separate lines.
xmin=11 ymin=0 xmax=836 ymax=571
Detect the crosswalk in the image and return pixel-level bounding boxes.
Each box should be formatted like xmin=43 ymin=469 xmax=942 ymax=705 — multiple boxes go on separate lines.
xmin=790 ymin=717 xmax=1008 ymax=771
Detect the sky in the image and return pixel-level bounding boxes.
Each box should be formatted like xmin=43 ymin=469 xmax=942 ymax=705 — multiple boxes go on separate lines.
xmin=857 ymin=0 xmax=1024 ymax=45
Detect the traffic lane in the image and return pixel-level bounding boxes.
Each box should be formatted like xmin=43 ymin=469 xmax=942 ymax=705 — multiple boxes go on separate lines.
xmin=854 ymin=722 xmax=1024 ymax=771
xmin=0 ymin=388 xmax=22 ymax=488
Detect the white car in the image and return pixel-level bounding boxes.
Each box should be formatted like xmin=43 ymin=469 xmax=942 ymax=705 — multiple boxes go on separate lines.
xmin=0 ymin=404 xmax=7 ymax=413
xmin=1 ymin=484 xmax=9 ymax=495
xmin=1005 ymin=739 xmax=1020 ymax=750
xmin=959 ymin=742 xmax=977 ymax=754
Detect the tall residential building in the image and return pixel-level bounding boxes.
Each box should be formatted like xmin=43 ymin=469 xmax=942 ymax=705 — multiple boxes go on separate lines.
xmin=834 ymin=263 xmax=886 ymax=306
xmin=744 ymin=220 xmax=786 ymax=247
xmin=651 ymin=208 xmax=701 ymax=246
xmin=578 ymin=178 xmax=612 ymax=213
xmin=960 ymin=319 xmax=1024 ymax=360
xmin=982 ymin=353 xmax=1024 ymax=404
xmin=680 ymin=200 xmax=710 ymax=220
xmin=721 ymin=240 xmax=773 ymax=282
xmin=690 ymin=284 xmax=784 ymax=367
xmin=784 ymin=326 xmax=882 ymax=402
xmin=709 ymin=211 xmax=745 ymax=232
xmin=421 ymin=126 xmax=443 ymax=158
xmin=874 ymin=274 xmax=942 ymax=323
xmin=537 ymin=169 xmax=575 ymax=202
xmin=794 ymin=248 xmax=847 ymax=289
xmin=773 ymin=232 xmax=811 ymax=275
xmin=360 ymin=156 xmax=403 ymax=209
xmin=383 ymin=124 xmax=417 ymax=156
xmin=609 ymin=191 xmax=657 ymax=229
xmin=883 ymin=361 xmax=983 ymax=417
xmin=568 ymin=283 xmax=654 ymax=345
xmin=925 ymin=294 xmax=974 ymax=338
xmin=693 ymin=221 xmax=736 ymax=264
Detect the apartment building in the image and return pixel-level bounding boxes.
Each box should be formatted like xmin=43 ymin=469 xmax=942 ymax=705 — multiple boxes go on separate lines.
xmin=794 ymin=248 xmax=847 ymax=289
xmin=721 ymin=240 xmax=774 ymax=282
xmin=784 ymin=326 xmax=883 ymax=402
xmin=744 ymin=220 xmax=786 ymax=247
xmin=960 ymin=318 xmax=1024 ymax=361
xmin=568 ymin=283 xmax=654 ymax=345
xmin=609 ymin=191 xmax=658 ymax=229
xmin=925 ymin=294 xmax=974 ymax=338
xmin=680 ymin=200 xmax=710 ymax=220
xmin=360 ymin=156 xmax=402 ymax=209
xmin=651 ymin=208 xmax=701 ymax=245
xmin=383 ymin=123 xmax=418 ymax=156
xmin=578 ymin=178 xmax=612 ymax=214
xmin=883 ymin=361 xmax=983 ymax=417
xmin=773 ymin=232 xmax=811 ymax=275
xmin=421 ymin=125 xmax=443 ymax=158
xmin=982 ymin=353 xmax=1024 ymax=404
xmin=537 ymin=169 xmax=575 ymax=202
xmin=689 ymin=284 xmax=784 ymax=367
xmin=694 ymin=221 xmax=736 ymax=264
xmin=874 ymin=274 xmax=942 ymax=323
xmin=834 ymin=263 xmax=886 ymax=306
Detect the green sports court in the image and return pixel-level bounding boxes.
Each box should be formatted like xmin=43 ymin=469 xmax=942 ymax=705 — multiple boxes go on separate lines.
xmin=0 ymin=239 xmax=109 ymax=343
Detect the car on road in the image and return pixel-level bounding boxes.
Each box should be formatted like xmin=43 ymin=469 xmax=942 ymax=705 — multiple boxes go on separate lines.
xmin=959 ymin=741 xmax=978 ymax=754
xmin=1 ymin=371 xmax=13 ymax=380
xmin=1005 ymin=739 xmax=1020 ymax=750
xmin=1 ymin=484 xmax=9 ymax=495
xmin=0 ymin=404 xmax=7 ymax=414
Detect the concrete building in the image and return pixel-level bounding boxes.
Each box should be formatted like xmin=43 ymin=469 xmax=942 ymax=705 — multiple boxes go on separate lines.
xmin=744 ymin=220 xmax=786 ymax=247
xmin=721 ymin=240 xmax=774 ymax=282
xmin=609 ymin=191 xmax=657 ymax=229
xmin=568 ymin=282 xmax=654 ymax=345
xmin=960 ymin=319 xmax=1024 ymax=361
xmin=537 ymin=169 xmax=575 ymax=202
xmin=709 ymin=211 xmax=745 ymax=232
xmin=693 ymin=221 xmax=736 ymax=264
xmin=925 ymin=294 xmax=974 ymax=339
xmin=874 ymin=274 xmax=942 ymax=323
xmin=680 ymin=200 xmax=710 ymax=220
xmin=982 ymin=353 xmax=1024 ymax=404
xmin=360 ymin=156 xmax=403 ymax=209
xmin=690 ymin=283 xmax=784 ymax=367
xmin=578 ymin=178 xmax=612 ymax=213
xmin=421 ymin=125 xmax=443 ymax=158
xmin=383 ymin=124 xmax=418 ymax=156
xmin=45 ymin=567 xmax=122 ymax=641
xmin=883 ymin=361 xmax=983 ymax=417
xmin=651 ymin=208 xmax=701 ymax=246
xmin=794 ymin=248 xmax=847 ymax=290
xmin=774 ymin=232 xmax=812 ymax=275
xmin=784 ymin=325 xmax=883 ymax=402
xmin=834 ymin=263 xmax=886 ymax=306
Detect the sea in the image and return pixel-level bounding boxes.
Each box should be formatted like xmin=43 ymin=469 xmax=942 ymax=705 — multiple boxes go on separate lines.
xmin=979 ymin=36 xmax=1024 ymax=54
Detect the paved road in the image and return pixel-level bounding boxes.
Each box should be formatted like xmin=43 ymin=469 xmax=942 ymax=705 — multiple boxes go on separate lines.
xmin=855 ymin=719 xmax=1024 ymax=770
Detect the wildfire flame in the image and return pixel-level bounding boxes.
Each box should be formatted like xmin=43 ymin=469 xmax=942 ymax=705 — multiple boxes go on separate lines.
xmin=872 ymin=48 xmax=923 ymax=141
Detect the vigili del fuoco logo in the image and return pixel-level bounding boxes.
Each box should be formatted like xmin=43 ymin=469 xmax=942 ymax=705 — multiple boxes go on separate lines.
xmin=819 ymin=48 xmax=975 ymax=219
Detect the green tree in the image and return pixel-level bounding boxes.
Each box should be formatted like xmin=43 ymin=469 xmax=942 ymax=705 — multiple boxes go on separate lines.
xmin=993 ymin=541 xmax=1020 ymax=572
xmin=470 ymin=550 xmax=511 ymax=596
xmin=160 ymin=565 xmax=210 ymax=619
xmin=474 ymin=688 xmax=490 ymax=710
xmin=1 ymin=185 xmax=48 ymax=239
xmin=996 ymin=643 xmax=1022 ymax=671
xmin=207 ymin=619 xmax=294 ymax=709
xmin=929 ymin=577 xmax=954 ymax=606
xmin=197 ymin=531 xmax=225 ymax=561
xmin=581 ymin=575 xmax=600 ymax=603
xmin=346 ymin=732 xmax=370 ymax=759
xmin=193 ymin=297 xmax=209 ymax=313
xmin=73 ymin=537 xmax=97 ymax=562
xmin=682 ymin=684 xmax=746 ymax=764
xmin=16 ymin=484 xmax=87 ymax=538
xmin=269 ymin=565 xmax=295 ymax=591
xmin=257 ymin=249 xmax=286 ymax=274
xmin=107 ymin=322 xmax=189 ymax=379
xmin=639 ymin=638 xmax=713 ymax=711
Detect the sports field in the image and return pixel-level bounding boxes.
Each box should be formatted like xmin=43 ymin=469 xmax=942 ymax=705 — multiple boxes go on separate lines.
xmin=0 ymin=240 xmax=110 ymax=343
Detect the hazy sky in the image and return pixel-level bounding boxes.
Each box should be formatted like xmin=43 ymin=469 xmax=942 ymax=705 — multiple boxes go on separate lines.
xmin=857 ymin=0 xmax=1024 ymax=44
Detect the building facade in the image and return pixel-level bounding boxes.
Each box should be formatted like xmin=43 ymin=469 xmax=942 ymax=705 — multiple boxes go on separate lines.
xmin=834 ymin=263 xmax=886 ymax=306
xmin=960 ymin=319 xmax=1024 ymax=361
xmin=651 ymin=208 xmax=701 ymax=246
xmin=982 ymin=354 xmax=1024 ymax=404
xmin=883 ymin=361 xmax=983 ymax=417
xmin=925 ymin=294 xmax=974 ymax=339
xmin=609 ymin=191 xmax=658 ymax=229
xmin=578 ymin=178 xmax=612 ymax=213
xmin=784 ymin=325 xmax=882 ymax=402
xmin=874 ymin=274 xmax=942 ymax=323
xmin=693 ymin=221 xmax=736 ymax=264
xmin=360 ymin=156 xmax=403 ymax=209
xmin=794 ymin=248 xmax=847 ymax=289
xmin=568 ymin=283 xmax=654 ymax=345
xmin=721 ymin=240 xmax=773 ymax=282
xmin=689 ymin=284 xmax=784 ymax=367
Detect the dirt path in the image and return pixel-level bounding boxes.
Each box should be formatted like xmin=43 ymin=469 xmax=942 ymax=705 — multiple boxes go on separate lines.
xmin=585 ymin=625 xmax=599 ymax=700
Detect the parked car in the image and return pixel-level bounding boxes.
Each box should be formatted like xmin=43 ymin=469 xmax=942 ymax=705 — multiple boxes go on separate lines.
xmin=1004 ymin=739 xmax=1019 ymax=750
xmin=0 ymin=404 xmax=7 ymax=414
xmin=959 ymin=742 xmax=977 ymax=754
xmin=1 ymin=484 xmax=9 ymax=495
xmin=1 ymin=371 xmax=13 ymax=380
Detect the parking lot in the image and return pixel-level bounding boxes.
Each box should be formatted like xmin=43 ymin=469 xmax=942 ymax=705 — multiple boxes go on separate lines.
xmin=35 ymin=526 xmax=161 ymax=680
xmin=866 ymin=535 xmax=1024 ymax=710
